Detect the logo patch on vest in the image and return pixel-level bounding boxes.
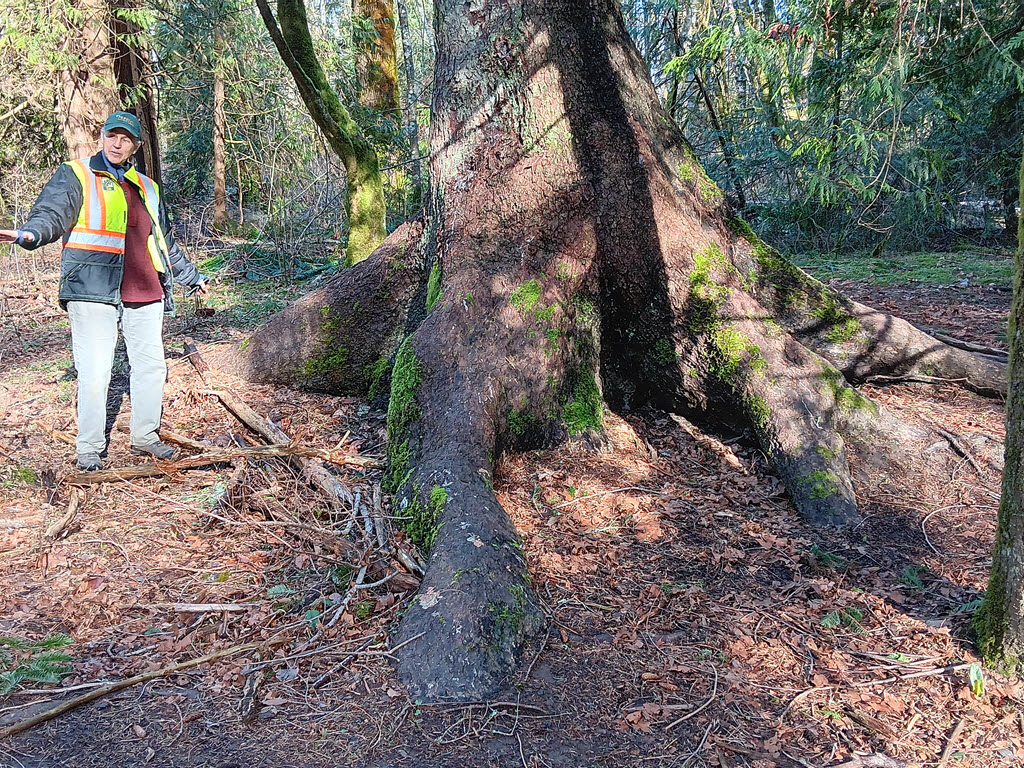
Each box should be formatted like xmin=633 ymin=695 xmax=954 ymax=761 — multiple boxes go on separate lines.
xmin=101 ymin=179 xmax=117 ymax=192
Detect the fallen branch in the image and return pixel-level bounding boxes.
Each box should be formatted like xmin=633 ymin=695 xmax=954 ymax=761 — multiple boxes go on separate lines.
xmin=831 ymin=756 xmax=908 ymax=768
xmin=0 ymin=642 xmax=260 ymax=740
xmin=712 ymin=739 xmax=817 ymax=768
xmin=160 ymin=429 xmax=210 ymax=452
xmin=35 ymin=421 xmax=75 ymax=447
xmin=65 ymin=443 xmax=379 ymax=485
xmin=939 ymin=717 xmax=967 ymax=766
xmin=43 ymin=488 xmax=81 ymax=541
xmin=934 ymin=427 xmax=985 ymax=475
xmin=151 ymin=603 xmax=253 ymax=613
xmin=666 ymin=662 xmax=718 ymax=729
xmin=863 ymin=374 xmax=969 ymax=387
xmin=920 ymin=328 xmax=1008 ymax=361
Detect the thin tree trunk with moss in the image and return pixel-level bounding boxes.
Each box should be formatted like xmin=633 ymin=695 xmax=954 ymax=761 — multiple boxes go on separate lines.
xmin=255 ymin=0 xmax=386 ymax=264
xmin=974 ymin=137 xmax=1024 ymax=675
xmin=353 ymin=0 xmax=400 ymax=117
xmin=239 ymin=0 xmax=1006 ymax=701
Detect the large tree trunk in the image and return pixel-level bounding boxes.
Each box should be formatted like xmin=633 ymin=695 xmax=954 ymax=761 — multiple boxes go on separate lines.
xmin=111 ymin=0 xmax=161 ymax=183
xmin=974 ymin=136 xmax=1024 ymax=674
xmin=241 ymin=0 xmax=1006 ymax=700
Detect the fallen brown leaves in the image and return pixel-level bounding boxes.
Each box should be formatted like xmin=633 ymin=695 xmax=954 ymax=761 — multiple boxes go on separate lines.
xmin=1 ymin=260 xmax=1021 ymax=767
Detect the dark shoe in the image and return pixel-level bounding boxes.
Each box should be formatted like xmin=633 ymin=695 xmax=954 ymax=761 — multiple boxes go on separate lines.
xmin=131 ymin=442 xmax=176 ymax=460
xmin=76 ymin=453 xmax=102 ymax=471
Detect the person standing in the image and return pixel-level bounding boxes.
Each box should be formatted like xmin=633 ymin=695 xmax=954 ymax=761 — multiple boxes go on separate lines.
xmin=0 ymin=111 xmax=208 ymax=470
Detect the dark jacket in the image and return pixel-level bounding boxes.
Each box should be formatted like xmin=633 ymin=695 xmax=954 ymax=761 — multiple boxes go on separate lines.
xmin=19 ymin=152 xmax=202 ymax=314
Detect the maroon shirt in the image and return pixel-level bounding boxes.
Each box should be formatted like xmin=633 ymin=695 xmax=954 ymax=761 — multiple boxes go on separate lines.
xmin=118 ymin=180 xmax=163 ymax=304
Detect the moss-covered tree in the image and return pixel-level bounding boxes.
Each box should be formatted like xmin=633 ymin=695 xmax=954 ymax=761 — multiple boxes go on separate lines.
xmin=353 ymin=0 xmax=400 ymax=118
xmin=974 ymin=135 xmax=1024 ymax=674
xmin=240 ymin=0 xmax=1006 ymax=700
xmin=255 ymin=0 xmax=386 ymax=263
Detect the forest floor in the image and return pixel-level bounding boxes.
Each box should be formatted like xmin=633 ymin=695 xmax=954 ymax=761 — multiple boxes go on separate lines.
xmin=0 ymin=242 xmax=1020 ymax=768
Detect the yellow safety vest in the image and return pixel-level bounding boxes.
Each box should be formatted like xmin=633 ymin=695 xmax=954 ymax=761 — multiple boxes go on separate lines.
xmin=64 ymin=159 xmax=168 ymax=274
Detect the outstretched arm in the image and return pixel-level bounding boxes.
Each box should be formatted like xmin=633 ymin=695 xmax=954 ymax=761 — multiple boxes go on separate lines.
xmin=13 ymin=165 xmax=84 ymax=249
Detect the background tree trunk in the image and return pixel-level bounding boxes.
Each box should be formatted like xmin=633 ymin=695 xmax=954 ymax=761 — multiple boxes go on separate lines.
xmin=353 ymin=0 xmax=400 ymax=117
xmin=395 ymin=0 xmax=423 ymax=212
xmin=111 ymin=0 xmax=161 ymax=183
xmin=59 ymin=0 xmax=120 ymax=159
xmin=212 ymin=23 xmax=228 ymax=228
xmin=241 ymin=0 xmax=1006 ymax=700
xmin=974 ymin=136 xmax=1024 ymax=674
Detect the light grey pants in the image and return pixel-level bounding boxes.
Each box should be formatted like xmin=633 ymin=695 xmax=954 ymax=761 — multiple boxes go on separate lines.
xmin=67 ymin=300 xmax=166 ymax=455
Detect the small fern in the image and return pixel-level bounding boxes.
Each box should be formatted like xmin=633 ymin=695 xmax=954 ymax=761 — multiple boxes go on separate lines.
xmin=0 ymin=634 xmax=74 ymax=694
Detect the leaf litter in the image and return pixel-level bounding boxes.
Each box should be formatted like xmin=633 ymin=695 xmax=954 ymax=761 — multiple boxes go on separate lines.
xmin=0 ymin=252 xmax=1020 ymax=767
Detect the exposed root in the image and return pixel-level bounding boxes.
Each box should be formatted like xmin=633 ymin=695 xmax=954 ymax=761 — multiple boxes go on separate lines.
xmin=393 ymin=459 xmax=542 ymax=701
xmin=240 ymin=218 xmax=425 ymax=393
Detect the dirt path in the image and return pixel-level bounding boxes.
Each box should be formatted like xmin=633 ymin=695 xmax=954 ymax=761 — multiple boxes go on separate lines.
xmin=1 ymin=254 xmax=1020 ymax=768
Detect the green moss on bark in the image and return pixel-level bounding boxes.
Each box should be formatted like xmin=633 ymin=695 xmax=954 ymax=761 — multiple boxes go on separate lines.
xmin=820 ymin=368 xmax=877 ymax=414
xmin=802 ymin=470 xmax=840 ymax=500
xmin=426 ymin=262 xmax=442 ymax=311
xmin=365 ymin=356 xmax=391 ymax=400
xmin=510 ymin=280 xmax=542 ymax=314
xmin=384 ymin=337 xmax=421 ymax=493
xmin=564 ymin=375 xmax=603 ymax=434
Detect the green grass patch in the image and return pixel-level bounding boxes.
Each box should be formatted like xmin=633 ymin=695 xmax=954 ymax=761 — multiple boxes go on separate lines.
xmin=791 ymin=249 xmax=1014 ymax=287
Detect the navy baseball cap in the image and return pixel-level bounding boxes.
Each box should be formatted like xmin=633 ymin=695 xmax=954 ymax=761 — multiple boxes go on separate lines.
xmin=102 ymin=111 xmax=142 ymax=139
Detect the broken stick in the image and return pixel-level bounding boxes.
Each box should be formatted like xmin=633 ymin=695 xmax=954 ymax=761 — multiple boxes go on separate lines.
xmin=0 ymin=642 xmax=260 ymax=740
xmin=65 ymin=443 xmax=378 ymax=485
xmin=43 ymin=488 xmax=81 ymax=541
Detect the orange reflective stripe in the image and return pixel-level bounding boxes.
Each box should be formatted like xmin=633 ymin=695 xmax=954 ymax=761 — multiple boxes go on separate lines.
xmin=95 ymin=173 xmax=107 ymax=227
xmin=63 ymin=242 xmax=123 ymax=255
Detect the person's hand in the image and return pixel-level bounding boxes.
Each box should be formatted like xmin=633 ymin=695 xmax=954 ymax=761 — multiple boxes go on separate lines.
xmin=0 ymin=229 xmax=31 ymax=244
xmin=196 ymin=279 xmax=210 ymax=295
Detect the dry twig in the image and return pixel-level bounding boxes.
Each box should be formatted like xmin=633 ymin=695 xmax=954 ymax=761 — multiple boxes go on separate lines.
xmin=0 ymin=642 xmax=260 ymax=740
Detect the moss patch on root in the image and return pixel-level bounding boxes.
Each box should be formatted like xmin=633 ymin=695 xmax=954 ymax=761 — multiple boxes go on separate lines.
xmin=365 ymin=356 xmax=391 ymax=400
xmin=300 ymin=307 xmax=349 ymax=378
xmin=400 ymin=484 xmax=447 ymax=553
xmin=652 ymin=338 xmax=678 ymax=366
xmin=510 ymin=280 xmax=542 ymax=314
xmin=745 ymin=393 xmax=771 ymax=432
xmin=489 ymin=583 xmax=530 ymax=641
xmin=426 ymin=262 xmax=442 ymax=311
xmin=820 ymin=368 xmax=878 ymax=415
xmin=384 ymin=337 xmax=421 ymax=493
xmin=564 ymin=375 xmax=603 ymax=435
xmin=509 ymin=409 xmax=537 ymax=436
xmin=711 ymin=326 xmax=767 ymax=383
xmin=801 ymin=470 xmax=840 ymax=500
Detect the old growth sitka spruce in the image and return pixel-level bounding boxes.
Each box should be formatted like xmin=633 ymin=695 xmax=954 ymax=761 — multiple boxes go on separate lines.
xmin=240 ymin=0 xmax=1006 ymax=699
